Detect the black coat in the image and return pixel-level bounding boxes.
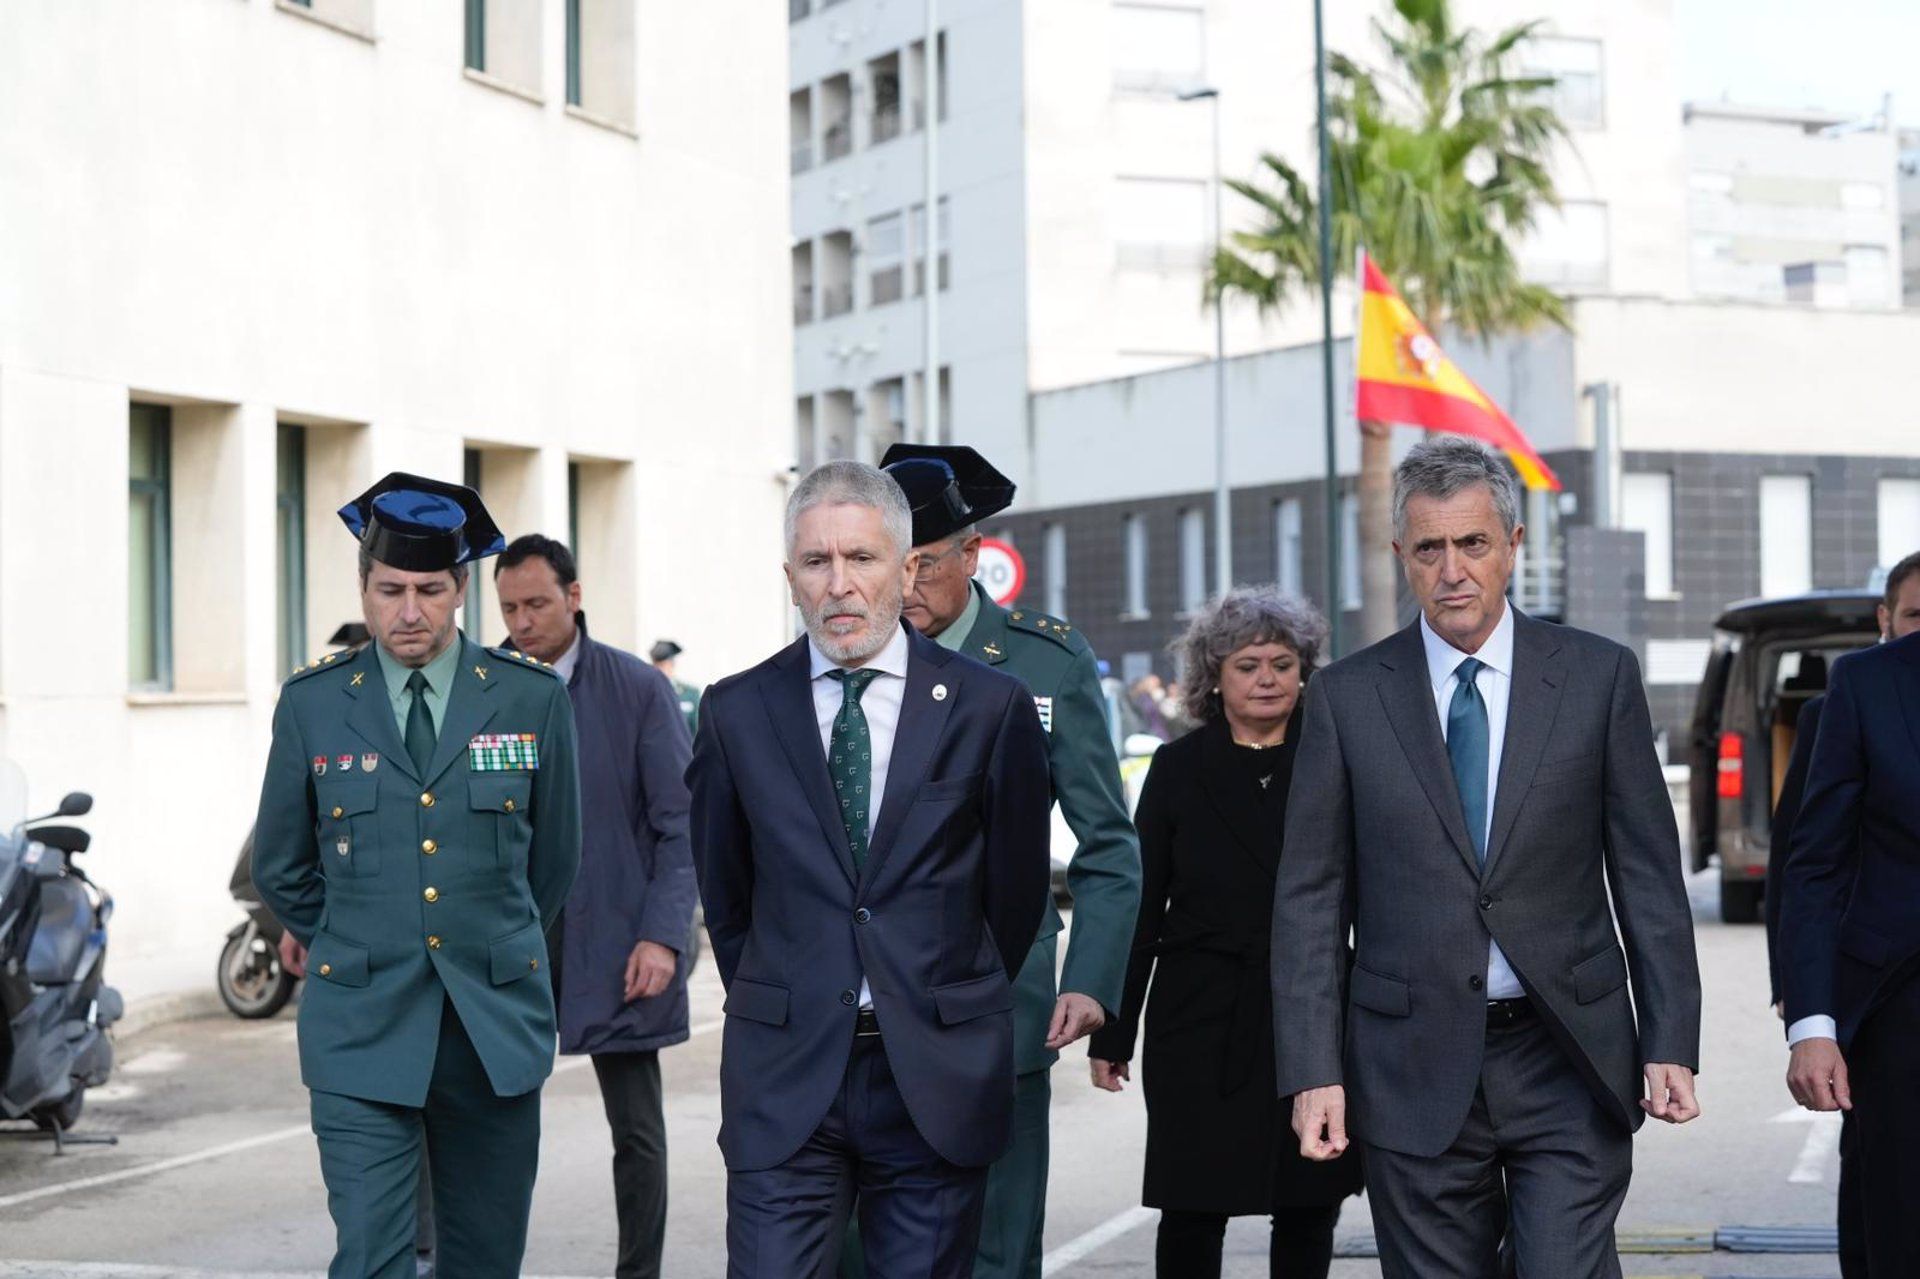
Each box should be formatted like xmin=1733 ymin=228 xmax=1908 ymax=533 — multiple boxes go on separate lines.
xmin=1088 ymin=714 xmax=1363 ymax=1214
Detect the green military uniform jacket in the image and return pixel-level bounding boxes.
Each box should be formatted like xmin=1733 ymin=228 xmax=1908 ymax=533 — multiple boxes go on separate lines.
xmin=950 ymin=582 xmax=1142 ymax=1075
xmin=251 ymin=636 xmax=583 ymax=1108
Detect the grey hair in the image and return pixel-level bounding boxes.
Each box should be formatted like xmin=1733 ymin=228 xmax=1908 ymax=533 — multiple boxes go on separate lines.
xmin=785 ymin=459 xmax=913 ymax=560
xmin=1391 ymin=436 xmax=1522 ymax=543
xmin=1172 ymin=586 xmax=1329 ymax=723
xmin=358 ymin=545 xmax=469 ymax=590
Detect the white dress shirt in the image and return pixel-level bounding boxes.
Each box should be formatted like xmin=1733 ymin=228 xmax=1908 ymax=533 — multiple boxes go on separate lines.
xmin=1421 ymin=604 xmax=1525 ymax=1000
xmin=549 ymin=625 xmax=584 ymax=683
xmin=807 ymin=622 xmax=911 ymax=1009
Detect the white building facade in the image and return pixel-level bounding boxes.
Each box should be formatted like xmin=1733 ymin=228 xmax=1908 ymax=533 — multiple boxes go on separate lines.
xmin=0 ymin=0 xmax=793 ymax=1004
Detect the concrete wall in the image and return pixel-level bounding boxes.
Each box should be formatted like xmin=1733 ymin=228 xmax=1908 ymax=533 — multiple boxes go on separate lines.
xmin=0 ymin=0 xmax=791 ymax=1003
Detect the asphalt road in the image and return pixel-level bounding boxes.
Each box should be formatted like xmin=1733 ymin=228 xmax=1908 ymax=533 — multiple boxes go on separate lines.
xmin=0 ymin=868 xmax=1846 ymax=1277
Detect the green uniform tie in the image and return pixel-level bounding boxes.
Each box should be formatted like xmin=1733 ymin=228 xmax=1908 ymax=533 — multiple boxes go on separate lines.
xmin=827 ymin=669 xmax=882 ymax=871
xmin=405 ymin=669 xmax=437 ymax=775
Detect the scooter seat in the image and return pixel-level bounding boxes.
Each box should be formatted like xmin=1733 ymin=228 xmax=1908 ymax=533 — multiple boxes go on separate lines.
xmin=27 ymin=877 xmax=91 ymax=985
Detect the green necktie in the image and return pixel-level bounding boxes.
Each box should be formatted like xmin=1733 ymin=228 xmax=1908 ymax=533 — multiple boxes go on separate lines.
xmin=405 ymin=669 xmax=437 ymax=776
xmin=1447 ymin=657 xmax=1489 ymax=866
xmin=827 ymin=668 xmax=882 ymax=871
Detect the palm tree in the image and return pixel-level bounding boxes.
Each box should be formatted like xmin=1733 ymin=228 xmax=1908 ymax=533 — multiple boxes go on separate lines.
xmin=1211 ymin=0 xmax=1572 ymax=646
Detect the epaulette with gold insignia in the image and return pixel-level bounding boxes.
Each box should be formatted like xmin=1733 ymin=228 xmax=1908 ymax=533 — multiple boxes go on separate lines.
xmin=284 ymin=649 xmax=357 ymax=685
xmin=488 ymin=645 xmax=566 ymax=679
xmin=1005 ymin=607 xmax=1085 ymax=652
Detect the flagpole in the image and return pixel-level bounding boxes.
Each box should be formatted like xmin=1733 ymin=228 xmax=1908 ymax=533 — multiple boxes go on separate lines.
xmin=1313 ymin=0 xmax=1341 ymax=656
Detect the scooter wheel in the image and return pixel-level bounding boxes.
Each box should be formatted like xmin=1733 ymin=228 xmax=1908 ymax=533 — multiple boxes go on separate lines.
xmin=31 ymin=1088 xmax=84 ymax=1132
xmin=217 ymin=930 xmax=297 ymax=1019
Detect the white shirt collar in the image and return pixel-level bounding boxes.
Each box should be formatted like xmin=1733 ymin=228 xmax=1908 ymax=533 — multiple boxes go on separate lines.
xmin=1419 ymin=599 xmax=1515 ymax=692
xmin=807 ymin=621 xmax=910 ymax=682
xmin=550 ymin=625 xmax=584 ymax=682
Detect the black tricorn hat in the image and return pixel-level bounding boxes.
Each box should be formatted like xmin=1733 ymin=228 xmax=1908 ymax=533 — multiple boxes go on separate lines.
xmin=327 ymin=622 xmax=372 ymax=648
xmin=338 ymin=471 xmax=506 ymax=572
xmin=879 ymin=445 xmax=1016 ymax=548
xmin=649 ymin=639 xmax=684 ymax=663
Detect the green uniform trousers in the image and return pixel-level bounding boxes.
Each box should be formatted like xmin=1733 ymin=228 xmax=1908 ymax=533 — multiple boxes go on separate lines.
xmin=840 ymin=1069 xmax=1052 ymax=1279
xmin=311 ymin=998 xmax=542 ymax=1279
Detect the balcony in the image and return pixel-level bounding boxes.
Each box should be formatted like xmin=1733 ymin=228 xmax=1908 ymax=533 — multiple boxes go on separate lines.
xmin=871 ymin=103 xmax=901 ymax=146
xmin=821 ymin=282 xmax=853 ymax=319
xmin=822 ymin=119 xmax=852 ymax=163
xmin=793 ymin=284 xmax=815 ymax=327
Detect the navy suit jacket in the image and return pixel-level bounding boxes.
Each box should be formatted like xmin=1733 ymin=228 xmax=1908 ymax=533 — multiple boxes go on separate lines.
xmin=1781 ymin=632 xmax=1920 ymax=1047
xmin=688 ymin=627 xmax=1053 ymax=1171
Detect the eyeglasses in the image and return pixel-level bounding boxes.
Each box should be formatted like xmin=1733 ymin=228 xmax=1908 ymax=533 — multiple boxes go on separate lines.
xmin=912 ymin=543 xmax=965 ymax=583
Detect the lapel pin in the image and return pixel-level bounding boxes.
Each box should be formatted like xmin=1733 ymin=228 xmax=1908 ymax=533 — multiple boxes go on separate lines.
xmin=475 ymin=666 xmax=488 ymax=681
xmin=932 ymin=684 xmax=948 ymax=701
xmin=350 ymin=672 xmax=365 ymax=687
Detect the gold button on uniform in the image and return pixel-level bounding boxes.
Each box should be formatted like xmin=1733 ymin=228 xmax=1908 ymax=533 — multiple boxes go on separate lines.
xmin=420 ymin=792 xmax=435 ymax=808
xmin=319 ymin=963 xmax=332 ymax=977
xmin=427 ymin=935 xmax=442 ymax=950
xmin=504 ymin=798 xmax=516 ymax=813
xmin=530 ymin=958 xmax=539 ymax=971
xmin=331 ymin=806 xmax=344 ymax=819
xmin=421 ymin=839 xmax=437 ymax=855
xmin=423 ymin=886 xmax=439 ymax=903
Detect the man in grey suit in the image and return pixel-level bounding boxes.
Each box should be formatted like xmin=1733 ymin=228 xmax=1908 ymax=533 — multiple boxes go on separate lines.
xmin=1272 ymin=437 xmax=1702 ymax=1277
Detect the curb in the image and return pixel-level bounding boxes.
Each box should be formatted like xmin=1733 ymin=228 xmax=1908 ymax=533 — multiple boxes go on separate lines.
xmin=115 ymin=989 xmax=227 ymax=1040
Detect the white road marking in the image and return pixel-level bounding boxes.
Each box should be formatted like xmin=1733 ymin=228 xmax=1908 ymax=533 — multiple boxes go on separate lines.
xmin=0 ymin=1265 xmax=603 ymax=1278
xmin=1770 ymin=1105 xmax=1845 ymax=1184
xmin=0 ymin=1125 xmax=313 ymax=1213
xmin=120 ymin=1049 xmax=188 ymax=1076
xmin=1040 ymin=1205 xmax=1158 ymax=1274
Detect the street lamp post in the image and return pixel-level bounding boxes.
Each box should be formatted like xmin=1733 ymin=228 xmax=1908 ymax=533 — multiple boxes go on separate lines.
xmin=1311 ymin=0 xmax=1341 ymax=656
xmin=1180 ymin=85 xmax=1230 ymax=597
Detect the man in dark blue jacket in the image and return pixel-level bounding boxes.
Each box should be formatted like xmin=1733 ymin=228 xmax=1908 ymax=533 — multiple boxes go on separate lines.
xmin=1781 ymin=551 xmax=1920 ymax=1274
xmin=495 ymin=534 xmax=698 ymax=1279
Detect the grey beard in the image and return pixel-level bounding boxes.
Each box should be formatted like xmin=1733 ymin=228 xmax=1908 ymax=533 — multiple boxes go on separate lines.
xmin=806 ymin=601 xmax=901 ymax=665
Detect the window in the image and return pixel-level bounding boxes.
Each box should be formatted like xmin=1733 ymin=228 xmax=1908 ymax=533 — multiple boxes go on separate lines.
xmin=795 ymin=396 xmax=818 ymax=468
xmin=279 ymin=0 xmax=375 ymax=38
xmin=1044 ymin=524 xmax=1067 ymax=617
xmin=1112 ymin=3 xmax=1205 ymax=95
xmin=793 ymin=241 xmax=816 ymax=325
xmin=820 ymin=231 xmax=854 ymax=317
xmin=1123 ymin=514 xmax=1149 ymax=617
xmin=129 ymin=405 xmax=173 ymax=690
xmin=276 ymin=424 xmax=308 ymax=679
xmin=790 ymin=0 xmax=810 ymax=21
xmin=1519 ymin=36 xmax=1604 ymax=128
xmin=1274 ymin=498 xmax=1303 ymax=596
xmin=462 ymin=447 xmax=483 ymax=639
xmin=1518 ymin=201 xmax=1609 ymax=291
xmin=1760 ymin=475 xmax=1813 ymax=598
xmin=868 ymin=213 xmax=905 ymax=306
xmin=910 ymin=198 xmax=951 ymax=294
xmin=1877 ymin=478 xmax=1920 ymax=569
xmin=1114 ymin=177 xmax=1208 ymax=269
xmin=466 ymin=0 xmax=545 ymax=98
xmin=1621 ymin=472 xmax=1674 ymax=597
xmin=566 ymin=0 xmax=636 ymax=129
xmin=907 ymin=34 xmax=948 ymax=128
xmin=791 ymin=89 xmax=814 ymax=174
xmin=868 ymin=52 xmax=902 ymax=145
xmin=1340 ymin=494 xmax=1361 ymax=609
xmin=821 ymin=75 xmax=854 ymax=162
xmin=1178 ymin=508 xmax=1207 ymax=614
xmin=567 ymin=461 xmax=582 ymax=560
xmin=868 ymin=379 xmax=907 ymax=461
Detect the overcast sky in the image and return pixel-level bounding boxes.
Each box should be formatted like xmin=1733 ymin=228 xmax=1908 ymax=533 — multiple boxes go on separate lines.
xmin=1676 ymin=0 xmax=1920 ymax=122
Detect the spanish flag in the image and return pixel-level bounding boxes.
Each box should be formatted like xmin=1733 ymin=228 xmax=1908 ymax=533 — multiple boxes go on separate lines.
xmin=1354 ymin=253 xmax=1561 ymax=492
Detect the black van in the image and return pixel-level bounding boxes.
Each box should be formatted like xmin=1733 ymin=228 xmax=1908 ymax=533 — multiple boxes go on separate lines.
xmin=1687 ymin=591 xmax=1880 ymax=923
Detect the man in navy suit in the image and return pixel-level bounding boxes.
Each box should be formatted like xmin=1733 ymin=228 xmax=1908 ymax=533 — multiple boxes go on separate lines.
xmin=689 ymin=460 xmax=1053 ymax=1277
xmin=1781 ymin=552 xmax=1920 ymax=1273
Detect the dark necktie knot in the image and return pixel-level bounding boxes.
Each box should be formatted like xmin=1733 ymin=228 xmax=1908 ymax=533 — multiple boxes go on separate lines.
xmin=829 ymin=668 xmax=881 ymax=701
xmin=406 ymin=670 xmax=430 ymax=695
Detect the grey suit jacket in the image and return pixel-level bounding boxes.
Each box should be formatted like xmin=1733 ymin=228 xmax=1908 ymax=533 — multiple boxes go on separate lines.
xmin=1271 ymin=612 xmax=1701 ymax=1158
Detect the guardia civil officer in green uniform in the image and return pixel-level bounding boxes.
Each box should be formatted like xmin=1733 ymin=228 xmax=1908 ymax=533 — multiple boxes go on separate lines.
xmin=842 ymin=445 xmax=1142 ymax=1279
xmin=252 ymin=473 xmax=582 ymax=1279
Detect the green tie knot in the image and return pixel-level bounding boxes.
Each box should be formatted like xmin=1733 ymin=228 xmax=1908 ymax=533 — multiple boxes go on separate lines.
xmin=829 ymin=667 xmax=881 ymax=701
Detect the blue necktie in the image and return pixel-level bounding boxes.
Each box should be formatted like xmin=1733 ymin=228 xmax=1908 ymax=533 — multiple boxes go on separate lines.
xmin=1447 ymin=657 xmax=1489 ymax=866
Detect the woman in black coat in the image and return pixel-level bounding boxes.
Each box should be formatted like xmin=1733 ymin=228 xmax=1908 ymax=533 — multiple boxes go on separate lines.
xmin=1089 ymin=587 xmax=1362 ymax=1278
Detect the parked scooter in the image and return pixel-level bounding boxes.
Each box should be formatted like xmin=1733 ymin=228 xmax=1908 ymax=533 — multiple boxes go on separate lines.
xmin=217 ymin=829 xmax=296 ymax=1019
xmin=0 ymin=760 xmax=121 ymax=1151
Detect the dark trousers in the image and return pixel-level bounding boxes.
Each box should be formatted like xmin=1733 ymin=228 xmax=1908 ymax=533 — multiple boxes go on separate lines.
xmin=1850 ymin=970 xmax=1920 ymax=1275
xmin=310 ymin=1000 xmax=542 ymax=1279
xmin=1838 ymin=1109 xmax=1866 ymax=1279
xmin=1363 ymin=1008 xmax=1631 ymax=1279
xmin=726 ymin=1035 xmax=990 ymax=1278
xmin=593 ymin=1050 xmax=669 ymax=1279
xmin=1154 ymin=1204 xmax=1341 ymax=1279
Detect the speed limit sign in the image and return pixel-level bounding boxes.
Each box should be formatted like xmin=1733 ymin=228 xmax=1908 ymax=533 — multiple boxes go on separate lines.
xmin=973 ymin=537 xmax=1026 ymax=607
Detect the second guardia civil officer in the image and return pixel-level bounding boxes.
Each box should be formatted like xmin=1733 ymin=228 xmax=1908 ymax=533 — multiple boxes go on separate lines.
xmin=252 ymin=473 xmax=582 ymax=1279
xmin=839 ymin=445 xmax=1142 ymax=1279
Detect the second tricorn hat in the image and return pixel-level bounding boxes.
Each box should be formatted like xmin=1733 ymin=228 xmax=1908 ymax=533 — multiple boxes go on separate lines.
xmin=879 ymin=444 xmax=1016 ymax=548
xmin=337 ymin=471 xmax=507 ymax=572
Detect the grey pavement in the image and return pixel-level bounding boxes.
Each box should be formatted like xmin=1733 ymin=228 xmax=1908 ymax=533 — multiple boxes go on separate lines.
xmin=0 ymin=869 xmax=1843 ymax=1277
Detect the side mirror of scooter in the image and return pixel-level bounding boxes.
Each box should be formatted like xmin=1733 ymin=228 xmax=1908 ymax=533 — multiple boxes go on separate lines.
xmin=58 ymin=792 xmax=93 ymax=817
